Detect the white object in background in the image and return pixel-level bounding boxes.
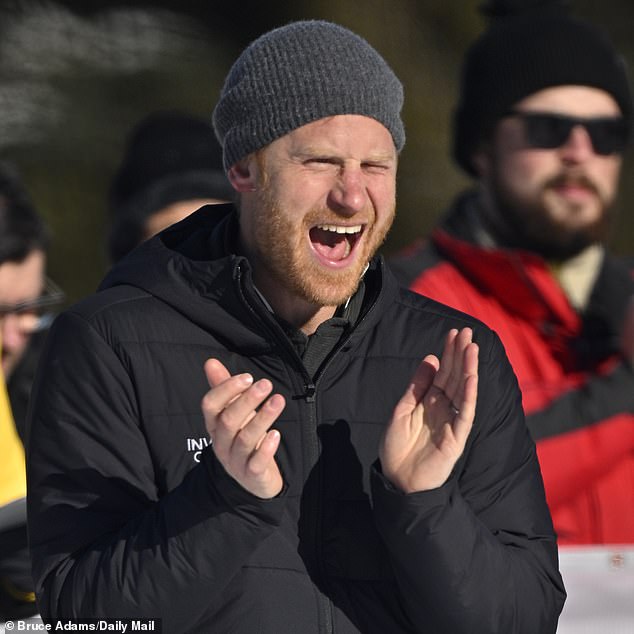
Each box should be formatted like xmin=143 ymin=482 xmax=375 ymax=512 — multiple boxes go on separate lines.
xmin=557 ymin=545 xmax=634 ymax=634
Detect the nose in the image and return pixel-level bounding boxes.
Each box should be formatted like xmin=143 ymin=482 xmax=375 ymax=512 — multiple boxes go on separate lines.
xmin=327 ymin=166 xmax=367 ymax=215
xmin=1 ymin=315 xmax=27 ymax=352
xmin=559 ymin=125 xmax=595 ymax=164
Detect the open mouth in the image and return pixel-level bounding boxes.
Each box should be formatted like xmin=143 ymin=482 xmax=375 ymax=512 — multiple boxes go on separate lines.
xmin=309 ymin=223 xmax=364 ymax=266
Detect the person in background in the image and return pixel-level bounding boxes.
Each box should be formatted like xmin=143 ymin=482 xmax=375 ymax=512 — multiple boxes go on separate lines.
xmin=27 ymin=20 xmax=564 ymax=632
xmin=0 ymin=162 xmax=63 ymax=619
xmin=107 ymin=110 xmax=234 ymax=263
xmin=0 ymin=355 xmax=33 ymax=620
xmin=391 ymin=0 xmax=634 ymax=545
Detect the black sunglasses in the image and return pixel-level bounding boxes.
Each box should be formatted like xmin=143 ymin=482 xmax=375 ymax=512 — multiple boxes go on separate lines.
xmin=506 ymin=110 xmax=630 ymax=156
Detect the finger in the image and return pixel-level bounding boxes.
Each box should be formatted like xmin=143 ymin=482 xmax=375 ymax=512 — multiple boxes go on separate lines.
xmin=234 ymin=393 xmax=286 ymax=459
xmin=433 ymin=329 xmax=458 ymax=392
xmin=444 ymin=328 xmax=474 ymax=399
xmin=203 ymin=358 xmax=255 ymax=415
xmin=462 ymin=340 xmax=479 ymax=379
xmin=392 ymin=355 xmax=439 ymax=420
xmin=452 ymin=370 xmax=478 ymax=448
xmin=204 ymin=358 xmax=232 ymax=387
xmin=213 ymin=379 xmax=276 ymax=453
xmin=201 ymin=371 xmax=254 ymax=420
xmin=246 ymin=428 xmax=282 ymax=477
xmin=205 ymin=358 xmax=250 ymax=410
xmin=451 ymin=341 xmax=478 ymax=444
xmin=201 ymin=360 xmax=254 ymax=437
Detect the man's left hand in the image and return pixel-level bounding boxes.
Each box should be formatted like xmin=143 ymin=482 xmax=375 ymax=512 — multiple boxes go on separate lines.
xmin=379 ymin=327 xmax=479 ymax=493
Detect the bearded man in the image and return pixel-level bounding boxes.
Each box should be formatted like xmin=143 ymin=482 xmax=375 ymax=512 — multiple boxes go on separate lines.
xmin=391 ymin=1 xmax=634 ymax=545
xmin=27 ymin=20 xmax=564 ymax=633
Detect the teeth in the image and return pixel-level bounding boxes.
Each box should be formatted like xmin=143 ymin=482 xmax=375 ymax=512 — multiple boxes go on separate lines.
xmin=315 ymin=224 xmax=362 ymax=234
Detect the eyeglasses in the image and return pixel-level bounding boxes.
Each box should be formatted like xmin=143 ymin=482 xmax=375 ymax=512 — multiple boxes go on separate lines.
xmin=506 ymin=110 xmax=630 ymax=156
xmin=0 ymin=277 xmax=65 ymax=334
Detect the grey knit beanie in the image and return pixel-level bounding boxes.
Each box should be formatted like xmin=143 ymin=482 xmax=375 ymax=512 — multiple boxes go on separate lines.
xmin=212 ymin=20 xmax=405 ymax=170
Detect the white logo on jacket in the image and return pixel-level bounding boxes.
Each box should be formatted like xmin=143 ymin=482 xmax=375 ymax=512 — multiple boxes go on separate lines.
xmin=186 ymin=436 xmax=211 ymax=463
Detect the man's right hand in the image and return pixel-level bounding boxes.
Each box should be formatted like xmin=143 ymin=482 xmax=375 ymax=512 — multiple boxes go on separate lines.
xmin=202 ymin=359 xmax=285 ymax=499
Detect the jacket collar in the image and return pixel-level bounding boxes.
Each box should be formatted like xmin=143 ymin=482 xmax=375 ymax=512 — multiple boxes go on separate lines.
xmin=100 ymin=204 xmax=399 ymax=355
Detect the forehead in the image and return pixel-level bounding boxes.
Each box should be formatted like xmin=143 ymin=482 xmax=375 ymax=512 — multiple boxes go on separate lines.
xmin=0 ymin=249 xmax=45 ymax=303
xmin=266 ymin=114 xmax=397 ymax=159
xmin=515 ymin=85 xmax=621 ymax=117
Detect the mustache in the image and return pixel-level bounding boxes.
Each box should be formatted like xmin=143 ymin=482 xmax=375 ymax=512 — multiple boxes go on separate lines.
xmin=544 ymin=172 xmax=601 ymax=198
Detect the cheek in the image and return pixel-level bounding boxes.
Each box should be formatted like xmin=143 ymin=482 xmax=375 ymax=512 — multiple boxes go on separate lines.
xmin=376 ymin=200 xmax=396 ymax=233
xmin=251 ymin=187 xmax=303 ymax=253
xmin=368 ymin=179 xmax=396 ymax=216
xmin=276 ymin=172 xmax=330 ymax=210
xmin=595 ymin=159 xmax=621 ymax=195
xmin=494 ymin=152 xmax=553 ymax=195
xmin=380 ymin=179 xmax=397 ymax=206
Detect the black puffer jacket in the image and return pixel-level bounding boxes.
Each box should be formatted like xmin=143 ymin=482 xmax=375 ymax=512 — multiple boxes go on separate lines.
xmin=26 ymin=205 xmax=565 ymax=633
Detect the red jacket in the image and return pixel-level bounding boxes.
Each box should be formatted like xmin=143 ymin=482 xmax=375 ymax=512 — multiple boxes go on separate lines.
xmin=391 ymin=191 xmax=634 ymax=545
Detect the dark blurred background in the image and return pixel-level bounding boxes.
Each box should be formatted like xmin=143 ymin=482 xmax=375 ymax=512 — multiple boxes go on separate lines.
xmin=1 ymin=0 xmax=633 ymax=305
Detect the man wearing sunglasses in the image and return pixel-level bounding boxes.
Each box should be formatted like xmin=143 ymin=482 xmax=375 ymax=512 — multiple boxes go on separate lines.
xmin=392 ymin=1 xmax=634 ymax=546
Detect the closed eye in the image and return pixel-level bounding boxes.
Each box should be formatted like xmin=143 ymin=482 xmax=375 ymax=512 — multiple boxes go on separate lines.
xmin=304 ymin=157 xmax=339 ymax=166
xmin=362 ymin=161 xmax=391 ymax=171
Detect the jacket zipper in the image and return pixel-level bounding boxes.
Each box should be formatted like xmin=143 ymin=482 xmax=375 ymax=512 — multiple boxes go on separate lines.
xmin=234 ymin=261 xmax=381 ymax=633
xmin=302 ymin=298 xmax=380 ymax=634
xmin=234 ymin=264 xmax=333 ymax=632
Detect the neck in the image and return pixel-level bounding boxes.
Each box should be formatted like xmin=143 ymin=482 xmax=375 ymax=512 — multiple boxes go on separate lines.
xmin=236 ymin=225 xmax=339 ymax=335
xmin=253 ymin=277 xmax=337 ymax=335
xmin=476 ymin=184 xmax=516 ymax=247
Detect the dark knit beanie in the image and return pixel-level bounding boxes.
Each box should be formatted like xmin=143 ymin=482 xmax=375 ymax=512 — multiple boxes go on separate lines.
xmin=212 ymin=20 xmax=405 ymax=170
xmin=108 ymin=110 xmax=234 ymax=262
xmin=454 ymin=0 xmax=633 ymax=176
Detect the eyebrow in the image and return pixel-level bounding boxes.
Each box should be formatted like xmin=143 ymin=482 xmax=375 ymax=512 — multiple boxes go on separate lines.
xmin=294 ymin=147 xmax=397 ymax=163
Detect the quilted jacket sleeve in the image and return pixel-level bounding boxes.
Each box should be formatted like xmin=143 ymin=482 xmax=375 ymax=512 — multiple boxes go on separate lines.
xmin=371 ymin=332 xmax=566 ymax=634
xmin=26 ymin=311 xmax=286 ymax=630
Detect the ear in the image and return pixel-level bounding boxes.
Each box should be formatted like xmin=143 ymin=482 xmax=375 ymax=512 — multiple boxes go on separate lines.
xmin=227 ymin=157 xmax=257 ymax=193
xmin=470 ymin=146 xmax=490 ymax=179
